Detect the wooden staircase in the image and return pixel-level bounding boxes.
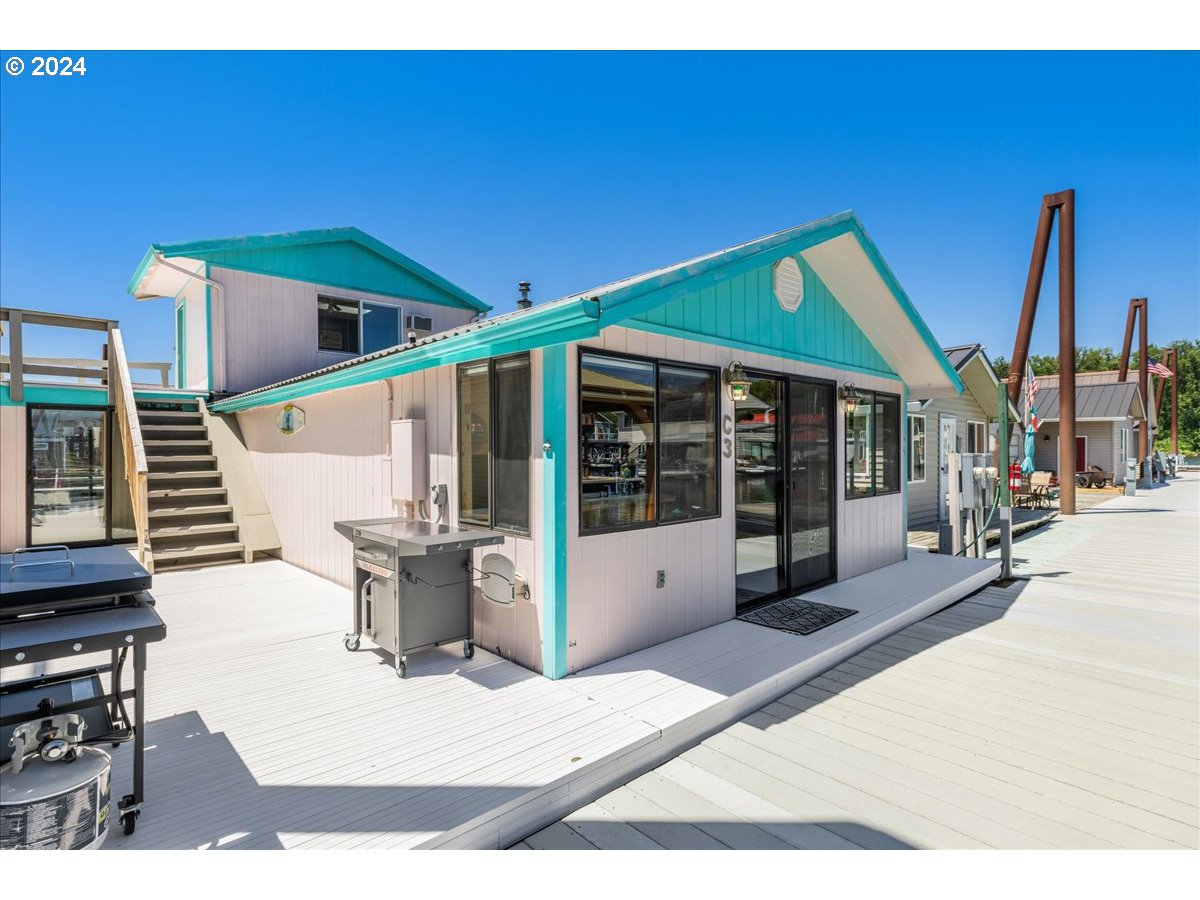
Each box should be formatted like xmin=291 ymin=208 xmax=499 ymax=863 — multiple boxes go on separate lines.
xmin=138 ymin=399 xmax=246 ymax=571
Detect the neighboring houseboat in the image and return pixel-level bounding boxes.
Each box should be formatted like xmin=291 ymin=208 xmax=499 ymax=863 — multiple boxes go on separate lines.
xmin=1029 ymin=371 xmax=1152 ymax=484
xmin=123 ymin=211 xmax=964 ymax=679
xmin=907 ymin=344 xmax=1019 ymax=528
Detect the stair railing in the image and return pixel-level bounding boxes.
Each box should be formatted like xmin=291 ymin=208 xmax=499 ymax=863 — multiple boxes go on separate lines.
xmin=108 ymin=325 xmax=151 ymax=568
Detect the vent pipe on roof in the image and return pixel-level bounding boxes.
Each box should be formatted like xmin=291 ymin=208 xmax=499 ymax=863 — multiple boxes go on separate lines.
xmin=517 ymin=281 xmax=532 ymax=311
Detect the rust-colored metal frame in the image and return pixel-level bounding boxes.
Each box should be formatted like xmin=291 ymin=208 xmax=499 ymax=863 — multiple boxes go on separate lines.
xmin=1117 ymin=297 xmax=1152 ymax=463
xmin=1153 ymin=346 xmax=1179 ymax=455
xmin=1007 ymin=190 xmax=1078 ymax=514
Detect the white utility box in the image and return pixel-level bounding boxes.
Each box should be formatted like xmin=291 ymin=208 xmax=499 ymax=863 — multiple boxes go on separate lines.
xmin=391 ymin=419 xmax=427 ymax=502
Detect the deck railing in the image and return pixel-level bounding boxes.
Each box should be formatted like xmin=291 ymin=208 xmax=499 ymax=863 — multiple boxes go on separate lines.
xmin=107 ymin=326 xmax=152 ymax=566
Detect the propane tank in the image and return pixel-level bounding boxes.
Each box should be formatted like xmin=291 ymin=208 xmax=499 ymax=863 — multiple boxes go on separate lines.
xmin=0 ymin=715 xmax=111 ymax=850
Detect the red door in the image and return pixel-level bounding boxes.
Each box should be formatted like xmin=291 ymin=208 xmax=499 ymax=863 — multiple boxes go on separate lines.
xmin=1075 ymin=436 xmax=1087 ymax=473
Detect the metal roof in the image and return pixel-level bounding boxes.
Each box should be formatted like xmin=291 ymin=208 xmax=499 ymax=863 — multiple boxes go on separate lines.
xmin=211 ymin=211 xmax=962 ymax=413
xmin=1036 ymin=380 xmax=1143 ymax=421
xmin=942 ymin=344 xmax=981 ymax=372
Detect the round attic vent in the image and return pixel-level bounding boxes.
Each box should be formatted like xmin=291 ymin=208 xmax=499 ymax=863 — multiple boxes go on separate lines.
xmin=773 ymin=257 xmax=804 ymax=312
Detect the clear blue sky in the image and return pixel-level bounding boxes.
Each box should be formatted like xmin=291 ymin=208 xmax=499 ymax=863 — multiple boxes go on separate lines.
xmin=2 ymin=51 xmax=1197 ymax=368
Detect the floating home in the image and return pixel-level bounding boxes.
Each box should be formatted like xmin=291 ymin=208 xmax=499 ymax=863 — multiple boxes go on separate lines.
xmin=907 ymin=344 xmax=1019 ymax=528
xmin=3 ymin=213 xmax=968 ymax=681
xmin=1029 ymin=371 xmax=1153 ymax=483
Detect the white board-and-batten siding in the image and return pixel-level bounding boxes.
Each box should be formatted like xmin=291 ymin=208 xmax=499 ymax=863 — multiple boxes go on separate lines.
xmin=565 ymin=326 xmax=906 ymax=674
xmin=236 ymin=327 xmax=905 ymax=677
xmin=211 ymin=265 xmax=477 ymax=396
xmin=235 ymin=354 xmax=546 ymax=674
xmin=907 ymin=392 xmax=994 ymax=527
xmin=176 ymin=277 xmax=209 ymax=391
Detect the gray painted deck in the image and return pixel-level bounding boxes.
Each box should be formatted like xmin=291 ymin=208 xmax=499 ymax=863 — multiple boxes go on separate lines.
xmin=525 ymin=473 xmax=1200 ymax=849
xmin=73 ymin=541 xmax=994 ymax=849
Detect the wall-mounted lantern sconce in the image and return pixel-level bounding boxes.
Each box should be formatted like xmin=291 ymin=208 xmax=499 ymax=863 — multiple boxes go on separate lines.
xmin=723 ymin=361 xmax=752 ymax=402
xmin=838 ymin=382 xmax=866 ymax=415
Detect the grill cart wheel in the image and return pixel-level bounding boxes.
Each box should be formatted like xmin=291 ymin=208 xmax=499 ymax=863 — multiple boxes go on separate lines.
xmin=343 ymin=633 xmax=360 ymax=652
xmin=463 ymin=640 xmax=474 ymax=660
xmin=397 ymin=659 xmax=407 ymax=679
xmin=119 ymin=794 xmax=140 ymax=836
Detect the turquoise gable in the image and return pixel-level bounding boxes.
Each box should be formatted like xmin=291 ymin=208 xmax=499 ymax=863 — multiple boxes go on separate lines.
xmin=196 ymin=240 xmax=471 ymax=310
xmin=629 ymin=253 xmax=896 ymax=377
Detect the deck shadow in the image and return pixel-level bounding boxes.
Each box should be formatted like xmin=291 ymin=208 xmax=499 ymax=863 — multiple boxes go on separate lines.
xmin=105 ymin=709 xmax=549 ymax=850
xmin=749 ymin=580 xmax=1026 ymax=725
xmin=521 ymin=818 xmax=916 ymax=850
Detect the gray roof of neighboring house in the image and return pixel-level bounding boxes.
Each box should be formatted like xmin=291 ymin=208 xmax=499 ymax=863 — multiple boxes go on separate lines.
xmin=1036 ymin=380 xmax=1141 ymax=421
xmin=942 ymin=344 xmax=981 ymax=372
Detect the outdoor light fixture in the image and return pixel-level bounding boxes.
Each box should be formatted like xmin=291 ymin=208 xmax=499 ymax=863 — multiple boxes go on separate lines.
xmin=839 ymin=382 xmax=865 ymax=415
xmin=723 ymin=361 xmax=752 ymax=402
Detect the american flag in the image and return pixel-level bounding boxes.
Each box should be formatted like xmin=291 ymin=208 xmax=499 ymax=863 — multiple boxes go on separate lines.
xmin=1148 ymin=357 xmax=1173 ymax=378
xmin=1026 ymin=362 xmax=1040 ymax=431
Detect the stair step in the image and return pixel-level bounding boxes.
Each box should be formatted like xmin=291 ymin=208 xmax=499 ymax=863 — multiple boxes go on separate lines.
xmin=147 ymin=454 xmax=217 ymax=466
xmin=141 ymin=423 xmax=208 ymax=435
xmin=153 ymin=554 xmax=243 ymax=572
xmin=146 ymin=471 xmax=222 ymax=482
xmin=144 ymin=439 xmax=213 ymax=452
xmin=149 ymin=504 xmax=233 ymax=519
xmin=137 ymin=410 xmax=203 ymax=423
xmin=152 ymin=542 xmax=245 ymax=562
xmin=147 ymin=486 xmax=228 ymax=500
xmin=150 ymin=522 xmax=239 ymax=538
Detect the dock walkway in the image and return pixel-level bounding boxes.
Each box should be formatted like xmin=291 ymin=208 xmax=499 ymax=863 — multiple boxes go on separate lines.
xmin=521 ymin=474 xmax=1200 ymax=849
xmin=92 ymin=532 xmax=994 ymax=848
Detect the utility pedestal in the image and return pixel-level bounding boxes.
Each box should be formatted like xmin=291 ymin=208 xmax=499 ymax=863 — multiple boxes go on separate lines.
xmin=1125 ymin=458 xmax=1138 ymax=496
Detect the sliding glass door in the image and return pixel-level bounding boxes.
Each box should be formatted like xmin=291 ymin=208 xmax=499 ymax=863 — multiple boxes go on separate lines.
xmin=27 ymin=406 xmax=116 ymax=546
xmin=734 ymin=375 xmax=836 ymax=608
xmin=787 ymin=379 xmax=835 ymax=589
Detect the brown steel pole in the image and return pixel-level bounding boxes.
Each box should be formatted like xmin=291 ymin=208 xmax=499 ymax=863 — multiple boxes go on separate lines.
xmin=1138 ymin=297 xmax=1149 ymax=463
xmin=1053 ymin=190 xmax=1076 ymax=515
xmin=1008 ymin=199 xmax=1058 ymax=408
xmin=1117 ymin=299 xmax=1138 ymax=382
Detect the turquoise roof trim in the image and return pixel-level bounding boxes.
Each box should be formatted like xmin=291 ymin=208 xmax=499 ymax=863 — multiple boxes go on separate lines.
xmin=210 ymin=298 xmax=600 ymax=413
xmin=127 ymin=227 xmax=490 ymax=314
xmin=576 ymin=211 xmax=960 ymax=395
xmin=209 ymin=210 xmax=959 ymax=414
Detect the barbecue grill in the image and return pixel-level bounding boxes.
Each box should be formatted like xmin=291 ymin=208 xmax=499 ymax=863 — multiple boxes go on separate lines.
xmin=334 ymin=518 xmax=503 ymax=678
xmin=0 ymin=545 xmax=165 ymax=846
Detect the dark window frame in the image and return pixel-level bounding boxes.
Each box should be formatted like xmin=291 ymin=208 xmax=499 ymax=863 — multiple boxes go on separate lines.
xmin=25 ymin=403 xmax=127 ymax=549
xmin=844 ymin=388 xmax=903 ymax=500
xmin=456 ymin=352 xmax=532 ymax=537
xmin=578 ymin=348 xmax=722 ymax=537
xmin=317 ymin=294 xmax=406 ymax=355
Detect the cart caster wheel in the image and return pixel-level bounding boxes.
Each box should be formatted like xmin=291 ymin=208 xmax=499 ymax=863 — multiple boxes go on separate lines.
xmin=121 ymin=810 xmax=139 ymax=836
xmin=343 ymin=634 xmax=360 ymax=652
xmin=397 ymin=660 xmax=407 ymax=678
xmin=463 ymin=640 xmax=474 ymax=660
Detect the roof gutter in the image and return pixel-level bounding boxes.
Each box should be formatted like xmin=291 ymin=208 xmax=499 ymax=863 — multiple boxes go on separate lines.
xmin=151 ymin=252 xmax=226 ymax=393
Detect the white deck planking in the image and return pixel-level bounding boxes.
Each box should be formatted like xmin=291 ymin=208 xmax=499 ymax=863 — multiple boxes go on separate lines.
xmin=80 ymin=546 xmax=995 ymax=849
xmin=528 ymin=474 xmax=1200 ymax=849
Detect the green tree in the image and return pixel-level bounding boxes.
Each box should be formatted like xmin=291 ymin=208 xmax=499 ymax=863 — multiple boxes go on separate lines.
xmin=991 ymin=341 xmax=1199 ymax=455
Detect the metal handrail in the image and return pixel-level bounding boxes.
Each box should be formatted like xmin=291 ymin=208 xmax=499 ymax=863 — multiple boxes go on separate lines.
xmin=108 ymin=326 xmax=151 ymax=567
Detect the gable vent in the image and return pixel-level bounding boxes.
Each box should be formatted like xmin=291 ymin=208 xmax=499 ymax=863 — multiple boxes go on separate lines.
xmin=773 ymin=257 xmax=805 ymax=312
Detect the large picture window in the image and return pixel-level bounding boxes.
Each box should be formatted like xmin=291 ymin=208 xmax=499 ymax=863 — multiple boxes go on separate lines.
xmin=845 ymin=390 xmax=901 ymax=498
xmin=317 ymin=295 xmax=405 ymax=355
xmin=907 ymin=414 xmax=926 ymax=483
xmin=456 ymin=354 xmax=531 ymax=534
xmin=580 ymin=352 xmax=718 ymax=534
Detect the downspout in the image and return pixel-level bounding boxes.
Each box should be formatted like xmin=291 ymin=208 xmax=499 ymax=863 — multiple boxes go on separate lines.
xmin=152 ymin=252 xmax=226 ymax=394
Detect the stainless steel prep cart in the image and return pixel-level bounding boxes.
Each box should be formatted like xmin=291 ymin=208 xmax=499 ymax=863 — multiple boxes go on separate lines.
xmin=333 ymin=518 xmax=504 ymax=678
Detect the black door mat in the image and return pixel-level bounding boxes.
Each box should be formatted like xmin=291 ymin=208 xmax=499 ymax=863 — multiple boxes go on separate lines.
xmin=737 ymin=597 xmax=857 ymax=636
